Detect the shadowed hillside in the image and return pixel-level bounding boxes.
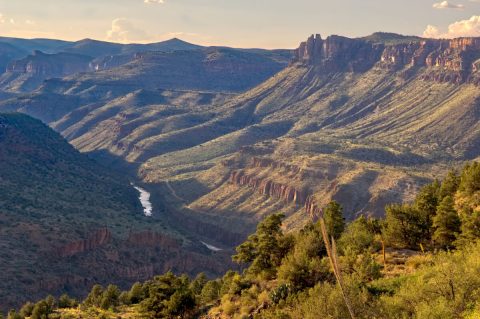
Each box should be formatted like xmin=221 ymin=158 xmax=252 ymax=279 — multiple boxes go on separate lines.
xmin=0 ymin=113 xmax=233 ymax=310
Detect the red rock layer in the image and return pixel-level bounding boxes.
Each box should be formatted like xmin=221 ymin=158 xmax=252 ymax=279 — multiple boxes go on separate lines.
xmin=293 ymin=34 xmax=480 ymax=84
xmin=57 ymin=228 xmax=111 ymax=257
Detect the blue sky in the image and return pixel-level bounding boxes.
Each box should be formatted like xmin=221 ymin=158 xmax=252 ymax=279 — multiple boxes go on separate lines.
xmin=0 ymin=0 xmax=478 ymax=48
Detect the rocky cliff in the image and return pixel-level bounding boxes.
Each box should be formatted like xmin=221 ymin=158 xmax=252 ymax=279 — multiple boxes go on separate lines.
xmin=293 ymin=34 xmax=480 ymax=83
xmin=57 ymin=228 xmax=111 ymax=257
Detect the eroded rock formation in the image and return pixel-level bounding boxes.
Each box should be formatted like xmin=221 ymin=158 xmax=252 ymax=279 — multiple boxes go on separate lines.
xmin=293 ymin=34 xmax=480 ymax=84
xmin=57 ymin=228 xmax=111 ymax=257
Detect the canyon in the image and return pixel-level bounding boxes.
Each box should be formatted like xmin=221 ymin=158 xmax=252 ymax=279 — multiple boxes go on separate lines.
xmin=0 ymin=32 xmax=479 ymax=309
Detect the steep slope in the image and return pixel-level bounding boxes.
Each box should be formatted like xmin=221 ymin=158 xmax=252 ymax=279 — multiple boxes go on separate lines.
xmin=0 ymin=51 xmax=93 ymax=92
xmin=1 ymin=33 xmax=479 ymax=247
xmin=0 ymin=113 xmax=232 ymax=309
xmin=136 ymin=34 xmax=480 ymax=235
xmin=58 ymin=47 xmax=290 ymax=93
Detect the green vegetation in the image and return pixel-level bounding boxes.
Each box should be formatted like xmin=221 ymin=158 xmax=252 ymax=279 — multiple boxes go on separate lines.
xmin=5 ymin=161 xmax=480 ymax=318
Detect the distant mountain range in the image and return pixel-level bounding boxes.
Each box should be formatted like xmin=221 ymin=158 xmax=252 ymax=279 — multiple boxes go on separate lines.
xmin=0 ymin=37 xmax=292 ymax=93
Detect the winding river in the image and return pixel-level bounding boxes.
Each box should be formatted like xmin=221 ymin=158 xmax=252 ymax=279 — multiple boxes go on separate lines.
xmin=132 ymin=183 xmax=224 ymax=251
xmin=132 ymin=184 xmax=153 ymax=217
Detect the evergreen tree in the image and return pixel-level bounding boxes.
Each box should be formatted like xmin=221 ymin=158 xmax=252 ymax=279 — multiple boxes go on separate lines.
xmin=439 ymin=169 xmax=460 ymax=199
xmin=83 ymin=284 xmax=104 ymax=308
xmin=323 ymin=201 xmax=345 ymax=240
xmin=383 ymin=204 xmax=428 ymax=249
xmin=128 ymin=282 xmax=145 ymax=304
xmin=432 ymin=196 xmax=460 ymax=249
xmin=414 ymin=180 xmax=440 ymax=237
xmin=6 ymin=310 xmax=21 ymax=319
xmin=459 ymin=162 xmax=480 ymax=195
xmin=31 ymin=300 xmax=51 ymax=319
xmin=233 ymin=213 xmax=290 ymax=277
xmin=200 ymin=280 xmax=221 ymax=304
xmin=19 ymin=302 xmax=34 ymax=317
xmin=190 ymin=273 xmax=208 ymax=295
xmin=100 ymin=284 xmax=121 ymax=310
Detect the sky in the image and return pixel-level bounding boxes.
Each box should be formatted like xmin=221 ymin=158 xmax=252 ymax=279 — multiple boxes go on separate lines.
xmin=0 ymin=0 xmax=479 ymax=49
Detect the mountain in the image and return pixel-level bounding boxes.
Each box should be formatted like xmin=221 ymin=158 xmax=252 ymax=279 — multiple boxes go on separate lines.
xmin=0 ymin=38 xmax=291 ymax=93
xmin=0 ymin=50 xmax=92 ymax=92
xmin=0 ymin=33 xmax=479 ymax=247
xmin=64 ymin=47 xmax=290 ymax=92
xmin=0 ymin=113 xmax=232 ymax=309
xmin=0 ymin=37 xmax=71 ymax=54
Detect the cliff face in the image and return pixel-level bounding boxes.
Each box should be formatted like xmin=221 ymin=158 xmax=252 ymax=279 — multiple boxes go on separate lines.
xmin=57 ymin=228 xmax=111 ymax=257
xmin=293 ymin=35 xmax=480 ymax=83
xmin=6 ymin=50 xmax=92 ymax=77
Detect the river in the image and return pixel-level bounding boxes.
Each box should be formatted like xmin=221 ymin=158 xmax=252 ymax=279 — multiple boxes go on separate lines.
xmin=132 ymin=184 xmax=153 ymax=217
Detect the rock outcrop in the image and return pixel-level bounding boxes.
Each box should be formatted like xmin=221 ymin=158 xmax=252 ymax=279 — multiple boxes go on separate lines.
xmin=230 ymin=170 xmax=308 ymax=205
xmin=6 ymin=50 xmax=92 ymax=77
xmin=57 ymin=228 xmax=111 ymax=257
xmin=293 ymin=34 xmax=480 ymax=84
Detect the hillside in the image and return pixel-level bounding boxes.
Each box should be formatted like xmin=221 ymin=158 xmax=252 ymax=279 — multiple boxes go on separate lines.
xmin=9 ymin=162 xmax=480 ymax=319
xmin=0 ymin=37 xmax=291 ymax=93
xmin=0 ymin=33 xmax=479 ymax=246
xmin=0 ymin=113 xmax=232 ymax=310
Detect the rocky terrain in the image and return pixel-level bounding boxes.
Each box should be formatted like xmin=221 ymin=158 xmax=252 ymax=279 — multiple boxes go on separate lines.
xmin=1 ymin=32 xmax=479 ymax=307
xmin=0 ymin=113 xmax=233 ymax=309
xmin=0 ymin=37 xmax=290 ymax=93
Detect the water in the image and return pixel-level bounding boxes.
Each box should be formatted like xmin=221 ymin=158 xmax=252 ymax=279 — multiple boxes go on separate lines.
xmin=201 ymin=241 xmax=223 ymax=252
xmin=132 ymin=184 xmax=153 ymax=217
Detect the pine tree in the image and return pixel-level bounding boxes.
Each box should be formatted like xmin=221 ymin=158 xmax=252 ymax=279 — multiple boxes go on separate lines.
xmin=383 ymin=204 xmax=428 ymax=249
xmin=233 ymin=213 xmax=288 ymax=276
xmin=439 ymin=169 xmax=460 ymax=199
xmin=323 ymin=201 xmax=345 ymax=240
xmin=414 ymin=180 xmax=440 ymax=237
xmin=432 ymin=196 xmax=460 ymax=249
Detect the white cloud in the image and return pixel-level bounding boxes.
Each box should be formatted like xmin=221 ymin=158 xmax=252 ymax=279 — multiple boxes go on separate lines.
xmin=423 ymin=25 xmax=442 ymax=38
xmin=106 ymin=18 xmax=150 ymax=43
xmin=423 ymin=15 xmax=480 ymax=38
xmin=144 ymin=0 xmax=165 ymax=4
xmin=433 ymin=1 xmax=464 ymax=9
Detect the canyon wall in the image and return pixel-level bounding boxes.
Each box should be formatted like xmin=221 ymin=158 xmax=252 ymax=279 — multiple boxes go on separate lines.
xmin=293 ymin=34 xmax=480 ymax=84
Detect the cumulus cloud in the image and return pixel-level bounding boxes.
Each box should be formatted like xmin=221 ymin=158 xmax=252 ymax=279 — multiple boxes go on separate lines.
xmin=106 ymin=18 xmax=150 ymax=43
xmin=433 ymin=1 xmax=464 ymax=9
xmin=144 ymin=0 xmax=165 ymax=4
xmin=423 ymin=15 xmax=480 ymax=38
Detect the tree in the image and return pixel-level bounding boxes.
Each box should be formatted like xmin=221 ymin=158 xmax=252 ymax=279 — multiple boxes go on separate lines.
xmin=100 ymin=284 xmax=121 ymax=310
xmin=459 ymin=162 xmax=480 ymax=195
xmin=455 ymin=162 xmax=480 ymax=246
xmin=277 ymin=223 xmax=329 ymax=290
xmin=432 ymin=196 xmax=460 ymax=249
xmin=163 ymin=289 xmax=196 ymax=318
xmin=140 ymin=271 xmax=196 ymax=319
xmin=339 ymin=215 xmax=376 ymax=255
xmin=200 ymin=280 xmax=221 ymax=304
xmin=190 ymin=273 xmax=208 ymax=296
xmin=383 ymin=204 xmax=429 ymax=249
xmin=439 ymin=170 xmax=459 ymax=199
xmin=20 ymin=302 xmax=34 ymax=317
xmin=6 ymin=310 xmax=21 ymax=319
xmin=83 ymin=284 xmax=104 ymax=308
xmin=233 ymin=213 xmax=290 ymax=277
xmin=58 ymin=294 xmax=77 ymax=309
xmin=31 ymin=300 xmax=52 ymax=319
xmin=128 ymin=282 xmax=145 ymax=304
xmin=323 ymin=201 xmax=345 ymax=240
xmin=414 ymin=181 xmax=440 ymax=238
